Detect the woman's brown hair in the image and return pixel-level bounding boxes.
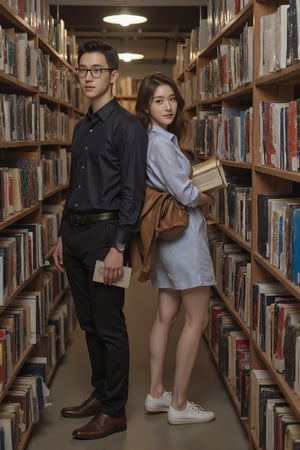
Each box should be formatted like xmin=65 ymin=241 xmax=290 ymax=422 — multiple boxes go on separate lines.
xmin=135 ymin=72 xmax=189 ymax=143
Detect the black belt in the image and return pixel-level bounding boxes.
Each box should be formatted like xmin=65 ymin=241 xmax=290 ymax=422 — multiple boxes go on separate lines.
xmin=64 ymin=211 xmax=118 ymax=226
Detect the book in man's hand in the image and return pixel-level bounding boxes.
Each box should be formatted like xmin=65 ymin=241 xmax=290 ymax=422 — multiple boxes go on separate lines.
xmin=93 ymin=260 xmax=132 ymax=288
xmin=192 ymin=157 xmax=227 ymax=192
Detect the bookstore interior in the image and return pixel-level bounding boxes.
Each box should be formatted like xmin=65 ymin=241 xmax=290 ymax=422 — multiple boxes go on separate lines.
xmin=2 ymin=0 xmax=300 ymax=449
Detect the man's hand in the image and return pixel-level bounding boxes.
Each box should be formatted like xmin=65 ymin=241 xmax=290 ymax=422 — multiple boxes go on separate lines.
xmin=103 ymin=247 xmax=124 ymax=285
xmin=53 ymin=237 xmax=65 ymax=273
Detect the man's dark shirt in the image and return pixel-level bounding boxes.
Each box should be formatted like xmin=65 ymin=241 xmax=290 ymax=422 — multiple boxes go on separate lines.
xmin=60 ymin=98 xmax=148 ymax=246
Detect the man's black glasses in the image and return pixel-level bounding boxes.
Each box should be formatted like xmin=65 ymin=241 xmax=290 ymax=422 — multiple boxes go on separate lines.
xmin=76 ymin=67 xmax=112 ymax=78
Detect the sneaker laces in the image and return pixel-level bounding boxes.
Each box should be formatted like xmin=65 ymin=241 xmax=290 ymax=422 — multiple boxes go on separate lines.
xmin=163 ymin=391 xmax=172 ymax=400
xmin=188 ymin=401 xmax=206 ymax=413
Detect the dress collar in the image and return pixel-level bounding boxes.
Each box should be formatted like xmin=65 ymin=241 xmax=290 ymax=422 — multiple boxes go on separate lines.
xmin=151 ymin=124 xmax=177 ymax=144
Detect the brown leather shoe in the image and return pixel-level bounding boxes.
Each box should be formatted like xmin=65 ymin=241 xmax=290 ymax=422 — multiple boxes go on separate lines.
xmin=72 ymin=413 xmax=127 ymax=440
xmin=61 ymin=396 xmax=101 ymax=418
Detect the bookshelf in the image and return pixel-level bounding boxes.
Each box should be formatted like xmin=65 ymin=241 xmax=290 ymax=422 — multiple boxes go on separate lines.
xmin=176 ymin=1 xmax=300 ymax=449
xmin=113 ymin=76 xmax=142 ymax=114
xmin=0 ymin=0 xmax=81 ymax=447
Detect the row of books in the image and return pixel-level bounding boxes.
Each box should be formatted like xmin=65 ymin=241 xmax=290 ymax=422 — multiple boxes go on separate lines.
xmin=179 ymin=75 xmax=198 ymax=107
xmin=0 ymin=94 xmax=37 ymax=142
xmin=209 ymin=231 xmax=300 ymax=392
xmin=0 ymin=206 xmax=67 ymax=306
xmin=0 ymin=216 xmax=65 ymax=307
xmin=209 ymin=299 xmax=300 ymax=448
xmin=215 ymin=176 xmax=252 ymax=243
xmin=207 ymin=0 xmax=251 ymax=41
xmin=257 ymin=194 xmax=300 ymax=286
xmin=256 ymin=286 xmax=300 ymax=395
xmin=0 ymin=27 xmax=70 ymax=99
xmin=174 ymin=31 xmax=203 ymax=77
xmin=175 ymin=41 xmax=193 ymax=78
xmin=251 ymin=281 xmax=300 ymax=388
xmin=0 ymin=29 xmax=36 ymax=85
xmin=0 ymin=225 xmax=44 ymax=305
xmin=47 ymin=301 xmax=70 ymax=367
xmin=31 ymin=268 xmax=69 ymax=352
xmin=174 ymin=1 xmax=250 ymax=77
xmin=41 ymin=267 xmax=69 ymax=330
xmin=4 ymin=0 xmax=73 ymax=63
xmin=0 ymin=292 xmax=76 ymax=448
xmin=259 ymin=2 xmax=300 ymax=76
xmin=209 ymin=299 xmax=250 ymax=419
xmin=113 ymin=77 xmax=142 ymax=97
xmin=36 ymin=291 xmax=77 ymax=373
xmin=41 ymin=203 xmax=64 ymax=257
xmin=0 ymin=155 xmax=67 ymax=222
xmin=39 ymin=104 xmax=74 ymax=143
xmin=187 ymin=106 xmax=253 ymax=163
xmin=0 ymin=292 xmax=43 ymax=390
xmin=208 ymin=233 xmax=251 ymax=327
xmin=208 ymin=223 xmax=300 ymax=400
xmin=259 ymin=99 xmax=300 ymax=173
xmin=0 ymin=269 xmax=70 ymax=391
xmin=40 ymin=148 xmax=70 ymax=195
xmin=0 ymin=371 xmax=49 ymax=450
xmin=199 ymin=23 xmax=253 ymax=100
xmin=38 ymin=54 xmax=71 ymax=102
xmin=174 ymin=6 xmax=209 ymax=77
xmin=177 ymin=0 xmax=300 ymax=99
xmin=0 ymin=93 xmax=76 ymax=143
xmin=251 ymin=368 xmax=300 ymax=450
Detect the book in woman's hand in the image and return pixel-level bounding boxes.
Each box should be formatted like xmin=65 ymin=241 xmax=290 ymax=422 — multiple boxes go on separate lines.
xmin=192 ymin=157 xmax=227 ymax=192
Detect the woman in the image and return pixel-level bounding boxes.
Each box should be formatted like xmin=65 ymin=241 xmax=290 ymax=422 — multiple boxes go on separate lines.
xmin=135 ymin=72 xmax=216 ymax=425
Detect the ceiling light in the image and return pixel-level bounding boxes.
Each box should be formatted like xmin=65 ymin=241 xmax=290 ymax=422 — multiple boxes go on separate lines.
xmin=118 ymin=52 xmax=144 ymax=62
xmin=103 ymin=11 xmax=147 ymax=27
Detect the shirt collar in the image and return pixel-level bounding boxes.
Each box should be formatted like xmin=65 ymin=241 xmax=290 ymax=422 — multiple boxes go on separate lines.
xmin=151 ymin=124 xmax=177 ymax=144
xmin=86 ymin=97 xmax=119 ymax=122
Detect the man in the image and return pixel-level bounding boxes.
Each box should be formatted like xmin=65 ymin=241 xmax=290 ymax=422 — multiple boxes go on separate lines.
xmin=53 ymin=40 xmax=148 ymax=440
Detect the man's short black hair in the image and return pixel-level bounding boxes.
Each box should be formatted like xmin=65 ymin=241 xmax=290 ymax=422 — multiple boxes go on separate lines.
xmin=77 ymin=40 xmax=119 ymax=70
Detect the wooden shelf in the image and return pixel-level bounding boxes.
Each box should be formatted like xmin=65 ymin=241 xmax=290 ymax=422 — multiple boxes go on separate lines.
xmin=0 ymin=2 xmax=79 ymax=447
xmin=176 ymin=1 xmax=300 ymax=449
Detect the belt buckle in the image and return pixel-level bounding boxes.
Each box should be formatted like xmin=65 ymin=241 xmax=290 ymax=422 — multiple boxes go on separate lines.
xmin=70 ymin=214 xmax=81 ymax=225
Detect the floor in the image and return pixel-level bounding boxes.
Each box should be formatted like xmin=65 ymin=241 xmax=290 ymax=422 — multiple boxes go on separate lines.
xmin=26 ymin=277 xmax=249 ymax=450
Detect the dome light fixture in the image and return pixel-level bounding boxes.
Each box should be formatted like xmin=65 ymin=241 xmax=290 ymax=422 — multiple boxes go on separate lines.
xmin=103 ymin=10 xmax=147 ymax=27
xmin=118 ymin=52 xmax=144 ymax=62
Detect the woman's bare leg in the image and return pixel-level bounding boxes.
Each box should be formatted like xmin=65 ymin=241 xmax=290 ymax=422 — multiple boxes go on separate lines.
xmin=171 ymin=286 xmax=210 ymax=410
xmin=148 ymin=288 xmax=181 ymax=398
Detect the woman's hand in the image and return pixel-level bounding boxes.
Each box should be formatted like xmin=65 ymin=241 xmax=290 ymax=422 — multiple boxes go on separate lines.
xmin=198 ymin=192 xmax=214 ymax=218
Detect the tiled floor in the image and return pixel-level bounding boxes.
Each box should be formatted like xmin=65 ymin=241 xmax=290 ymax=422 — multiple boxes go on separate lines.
xmin=26 ymin=277 xmax=249 ymax=450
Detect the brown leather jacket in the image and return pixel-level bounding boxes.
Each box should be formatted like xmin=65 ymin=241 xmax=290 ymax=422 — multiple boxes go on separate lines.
xmin=130 ymin=185 xmax=188 ymax=282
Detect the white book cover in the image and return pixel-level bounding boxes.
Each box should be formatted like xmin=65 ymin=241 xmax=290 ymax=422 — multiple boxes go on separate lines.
xmin=93 ymin=261 xmax=132 ymax=289
xmin=276 ymin=4 xmax=289 ymax=70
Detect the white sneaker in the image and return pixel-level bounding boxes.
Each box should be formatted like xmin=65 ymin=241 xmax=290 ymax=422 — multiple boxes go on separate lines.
xmin=144 ymin=391 xmax=172 ymax=413
xmin=168 ymin=401 xmax=215 ymax=424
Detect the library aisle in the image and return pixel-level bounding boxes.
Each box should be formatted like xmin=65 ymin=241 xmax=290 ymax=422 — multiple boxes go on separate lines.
xmin=26 ymin=277 xmax=248 ymax=450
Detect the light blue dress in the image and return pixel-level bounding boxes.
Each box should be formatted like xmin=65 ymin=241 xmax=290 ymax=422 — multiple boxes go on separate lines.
xmin=146 ymin=125 xmax=216 ymax=290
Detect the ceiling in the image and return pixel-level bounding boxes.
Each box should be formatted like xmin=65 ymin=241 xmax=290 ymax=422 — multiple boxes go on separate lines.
xmin=49 ymin=1 xmax=207 ymax=66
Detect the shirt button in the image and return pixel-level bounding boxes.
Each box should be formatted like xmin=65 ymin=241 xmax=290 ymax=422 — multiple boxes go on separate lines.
xmin=84 ymin=146 xmax=88 ymax=150
xmin=81 ymin=165 xmax=85 ymax=170
xmin=78 ymin=184 xmax=81 ymax=189
xmin=89 ymin=129 xmax=93 ymax=133
xmin=74 ymin=203 xmax=79 ymax=208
